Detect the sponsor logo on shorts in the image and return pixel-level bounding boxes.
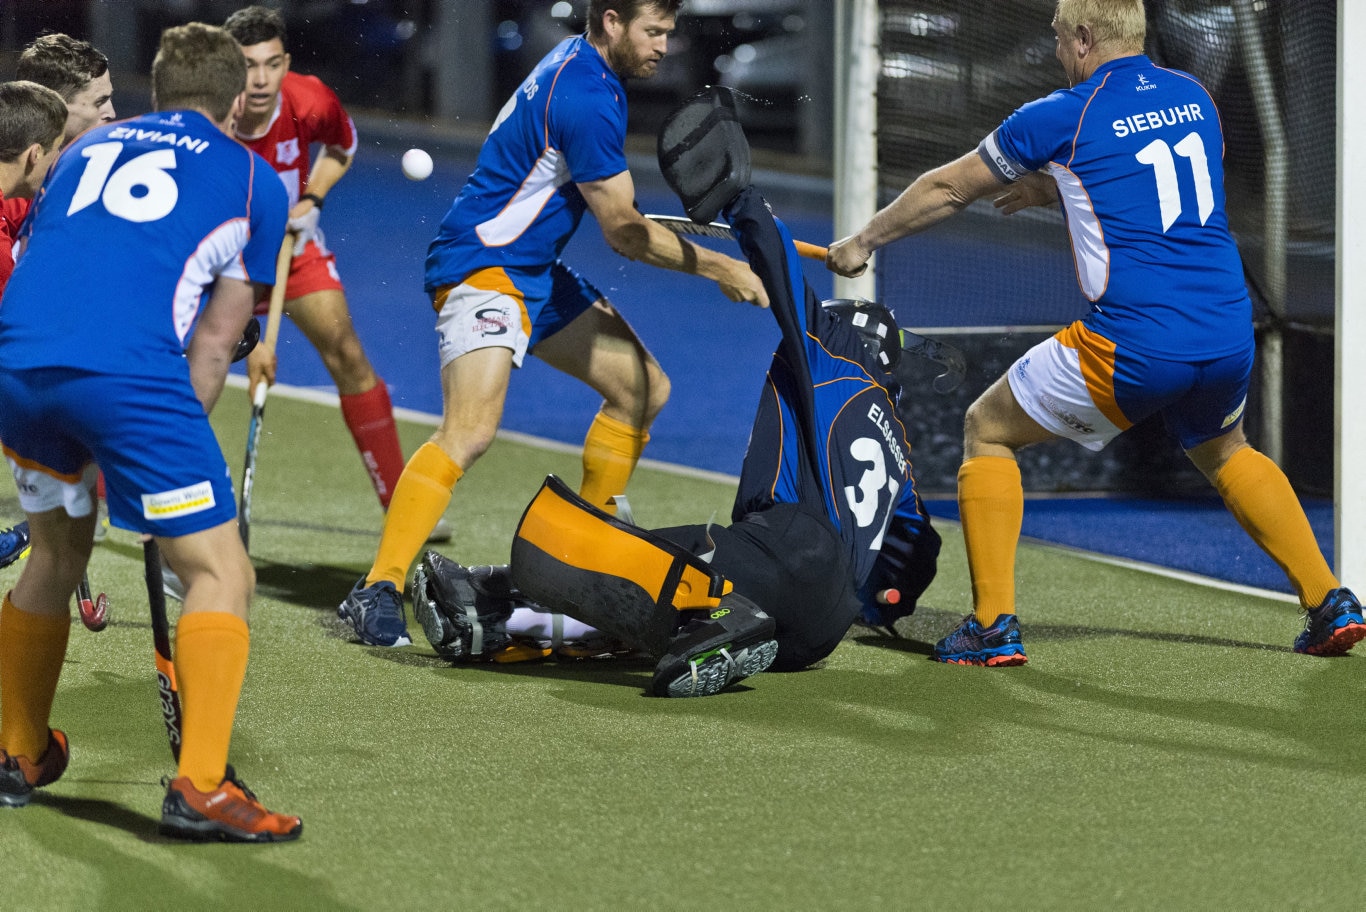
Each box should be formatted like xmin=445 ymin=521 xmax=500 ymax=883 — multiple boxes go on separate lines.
xmin=1221 ymin=398 xmax=1246 ymax=429
xmin=142 ymin=481 xmax=216 ymax=520
xmin=474 ymin=306 xmax=511 ymax=337
xmin=1041 ymin=393 xmax=1094 ymax=435
xmin=1015 ymin=356 xmax=1031 ymax=381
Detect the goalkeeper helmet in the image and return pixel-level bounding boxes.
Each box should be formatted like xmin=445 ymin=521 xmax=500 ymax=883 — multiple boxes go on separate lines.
xmin=821 ymin=298 xmax=901 ymax=372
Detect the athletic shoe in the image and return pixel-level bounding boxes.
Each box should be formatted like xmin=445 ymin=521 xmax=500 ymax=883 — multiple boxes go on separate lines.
xmin=411 ymin=551 xmax=515 ymax=662
xmin=934 ymin=613 xmax=1028 ymax=666
xmin=651 ymin=594 xmax=778 ymax=697
xmin=1293 ymin=588 xmax=1366 ymax=656
xmin=160 ymin=767 xmax=302 ymax=843
xmin=0 ymin=521 xmax=31 ymax=570
xmin=338 ymin=578 xmax=411 ymax=647
xmin=0 ymin=729 xmax=70 ymax=808
xmin=426 ymin=517 xmax=454 ymax=544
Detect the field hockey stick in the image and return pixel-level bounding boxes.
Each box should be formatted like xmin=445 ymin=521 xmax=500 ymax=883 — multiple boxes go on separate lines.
xmin=647 ymin=213 xmax=967 ymax=392
xmin=238 ymin=231 xmax=294 ymax=551
xmin=645 ymin=213 xmax=828 ymax=261
xmin=76 ymin=571 xmax=109 ymax=632
xmin=144 ymin=539 xmax=182 ymax=761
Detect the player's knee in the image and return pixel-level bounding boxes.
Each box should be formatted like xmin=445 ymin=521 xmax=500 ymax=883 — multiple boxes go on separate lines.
xmin=963 ymin=391 xmax=1019 ymax=454
xmin=320 ymin=337 xmax=374 ymax=388
xmin=432 ymin=422 xmax=496 ymax=468
xmin=642 ymin=363 xmax=670 ymax=422
xmin=962 ymin=395 xmax=992 ymax=447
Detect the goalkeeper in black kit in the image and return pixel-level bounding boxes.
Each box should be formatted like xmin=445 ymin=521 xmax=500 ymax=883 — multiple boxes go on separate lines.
xmin=412 ymin=89 xmax=942 ymax=696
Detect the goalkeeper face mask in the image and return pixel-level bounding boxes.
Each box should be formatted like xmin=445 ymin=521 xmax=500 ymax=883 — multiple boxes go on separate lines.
xmin=820 ymin=298 xmax=901 ymax=373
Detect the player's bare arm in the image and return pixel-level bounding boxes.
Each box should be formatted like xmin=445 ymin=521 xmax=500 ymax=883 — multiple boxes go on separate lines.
xmin=187 ymin=276 xmax=258 ymax=412
xmin=295 ymin=144 xmax=351 ymax=215
xmin=827 ymin=151 xmax=1001 ymax=278
xmin=579 ymin=170 xmax=769 ymax=308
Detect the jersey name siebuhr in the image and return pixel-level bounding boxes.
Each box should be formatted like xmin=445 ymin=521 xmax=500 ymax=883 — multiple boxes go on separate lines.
xmin=1112 ymin=103 xmax=1204 ymax=138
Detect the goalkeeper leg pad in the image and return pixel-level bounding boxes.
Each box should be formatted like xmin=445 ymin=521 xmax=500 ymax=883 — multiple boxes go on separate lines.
xmin=510 ymin=475 xmax=730 ymax=656
xmin=412 ymin=551 xmax=517 ymax=662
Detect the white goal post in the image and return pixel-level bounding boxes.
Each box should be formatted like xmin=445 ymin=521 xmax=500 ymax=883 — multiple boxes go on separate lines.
xmin=1337 ymin=0 xmax=1365 ymax=585
xmin=832 ymin=0 xmax=879 ymax=302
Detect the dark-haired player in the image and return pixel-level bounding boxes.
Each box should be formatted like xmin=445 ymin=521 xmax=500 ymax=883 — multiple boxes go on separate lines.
xmin=340 ymin=0 xmax=768 ymax=649
xmin=0 ymin=81 xmax=65 ymax=570
xmin=222 ymin=5 xmax=412 ymax=531
xmin=0 ymin=35 xmax=120 ymax=561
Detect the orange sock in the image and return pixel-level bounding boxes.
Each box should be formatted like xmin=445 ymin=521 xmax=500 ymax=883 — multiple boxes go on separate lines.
xmin=368 ymin=442 xmax=462 ymax=589
xmin=0 ymin=593 xmax=71 ymax=761
xmin=1215 ymin=447 xmax=1338 ymax=607
xmin=579 ymin=410 xmax=648 ymax=514
xmin=958 ymin=456 xmax=1024 ymax=626
xmin=175 ymin=611 xmax=249 ymax=792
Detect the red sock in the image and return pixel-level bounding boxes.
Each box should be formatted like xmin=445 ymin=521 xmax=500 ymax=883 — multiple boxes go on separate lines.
xmin=339 ymin=382 xmax=405 ymax=509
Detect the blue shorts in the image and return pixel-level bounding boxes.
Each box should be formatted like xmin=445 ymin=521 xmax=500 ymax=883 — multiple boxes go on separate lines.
xmin=530 ymin=262 xmax=603 ymax=347
xmin=1009 ymin=321 xmax=1253 ymax=451
xmin=0 ymin=367 xmax=236 ymax=537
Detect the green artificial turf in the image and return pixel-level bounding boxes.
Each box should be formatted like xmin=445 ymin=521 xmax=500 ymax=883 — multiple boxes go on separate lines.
xmin=3 ymin=385 xmax=1362 ymax=911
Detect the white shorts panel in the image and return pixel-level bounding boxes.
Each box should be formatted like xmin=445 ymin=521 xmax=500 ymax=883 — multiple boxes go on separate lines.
xmin=7 ymin=461 xmax=99 ymax=518
xmin=434 ymin=284 xmax=530 ymax=370
xmin=1006 ymin=335 xmax=1124 ymax=452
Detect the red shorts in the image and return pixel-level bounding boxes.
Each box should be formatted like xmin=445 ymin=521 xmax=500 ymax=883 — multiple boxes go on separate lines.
xmin=253 ymin=238 xmax=344 ymax=314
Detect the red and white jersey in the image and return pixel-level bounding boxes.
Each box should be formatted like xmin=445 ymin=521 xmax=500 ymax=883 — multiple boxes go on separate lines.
xmin=234 ymin=71 xmax=357 ymax=205
xmin=0 ymin=193 xmax=31 ymax=295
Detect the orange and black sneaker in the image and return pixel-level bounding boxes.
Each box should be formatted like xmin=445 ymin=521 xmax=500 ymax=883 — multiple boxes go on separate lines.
xmin=160 ymin=766 xmax=302 ymax=843
xmin=0 ymin=729 xmax=70 ymax=808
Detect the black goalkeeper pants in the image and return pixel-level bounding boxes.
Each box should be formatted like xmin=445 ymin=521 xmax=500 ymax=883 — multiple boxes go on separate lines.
xmin=655 ymin=502 xmax=862 ymax=672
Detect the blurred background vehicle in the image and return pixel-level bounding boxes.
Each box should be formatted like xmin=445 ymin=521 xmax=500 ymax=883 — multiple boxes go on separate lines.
xmin=2 ymin=1 xmax=823 ymax=160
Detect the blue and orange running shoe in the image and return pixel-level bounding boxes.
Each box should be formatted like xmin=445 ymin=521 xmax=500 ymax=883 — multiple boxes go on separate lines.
xmin=933 ymin=613 xmax=1028 ymax=666
xmin=0 ymin=521 xmax=31 ymax=569
xmin=1293 ymin=588 xmax=1366 ymax=656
